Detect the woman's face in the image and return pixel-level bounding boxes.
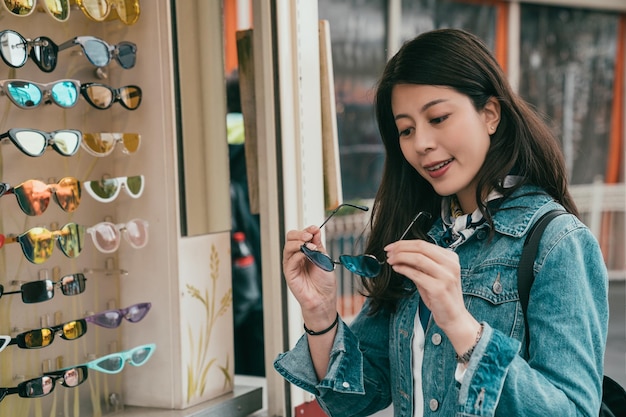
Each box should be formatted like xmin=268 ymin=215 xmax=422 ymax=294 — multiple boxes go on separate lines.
xmin=392 ymin=84 xmax=499 ymax=213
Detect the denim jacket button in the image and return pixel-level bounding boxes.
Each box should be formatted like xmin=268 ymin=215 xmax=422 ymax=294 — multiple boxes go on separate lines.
xmin=342 ymin=382 xmax=350 ymax=388
xmin=429 ymin=398 xmax=439 ymax=411
xmin=431 ymin=333 xmax=442 ymax=345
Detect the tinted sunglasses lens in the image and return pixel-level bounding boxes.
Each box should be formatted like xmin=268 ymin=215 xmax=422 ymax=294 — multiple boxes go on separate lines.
xmin=117 ymin=0 xmax=140 ymax=25
xmin=21 ymin=279 xmax=53 ymax=303
xmin=60 ymin=320 xmax=87 ymax=340
xmin=14 ymin=180 xmax=51 ymax=216
xmin=30 ymin=37 xmax=58 ymax=72
xmin=127 ymin=303 xmax=151 ymax=322
xmin=52 ymin=131 xmax=80 ymax=156
xmin=0 ymin=31 xmax=27 ymax=67
xmin=20 ymin=227 xmax=54 ymax=264
xmin=12 ymin=129 xmax=46 ymax=156
xmin=115 ymin=43 xmax=135 ymax=68
xmin=83 ymin=84 xmax=113 ymax=109
xmin=79 ymin=0 xmax=109 ymax=21
xmin=82 ymin=39 xmax=109 ymax=67
xmin=126 ymin=175 xmax=143 ymax=196
xmin=22 ymin=328 xmax=54 ymax=348
xmin=4 ymin=0 xmax=35 ymax=16
xmin=82 ymin=133 xmax=116 ymax=156
xmin=339 ymin=255 xmax=381 ymax=278
xmin=59 ymin=367 xmax=87 ymax=387
xmin=57 ymin=223 xmax=85 ymax=258
xmin=124 ymin=220 xmax=148 ymax=248
xmin=43 ymin=0 xmax=69 ymax=21
xmin=50 ymin=81 xmax=78 ymax=108
xmin=119 ymin=86 xmax=141 ymax=109
xmin=301 ymin=245 xmax=335 ymax=272
xmin=89 ymin=222 xmax=119 ymax=252
xmin=122 ymin=133 xmax=140 ymax=153
xmin=6 ymin=81 xmax=42 ymax=108
xmin=90 ymin=311 xmax=123 ymax=328
xmin=19 ymin=376 xmax=55 ymax=398
xmin=95 ymin=356 xmax=123 ymax=373
xmin=53 ymin=177 xmax=81 ymax=212
xmin=86 ymin=178 xmax=119 ymax=201
xmin=59 ymin=274 xmax=86 ymax=296
xmin=130 ymin=345 xmax=153 ymax=366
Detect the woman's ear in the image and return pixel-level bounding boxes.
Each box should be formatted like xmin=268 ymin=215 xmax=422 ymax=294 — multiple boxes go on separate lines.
xmin=483 ymin=97 xmax=501 ymax=133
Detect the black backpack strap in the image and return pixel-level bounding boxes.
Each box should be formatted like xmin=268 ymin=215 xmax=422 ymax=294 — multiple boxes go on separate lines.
xmin=518 ymin=209 xmax=568 ymax=354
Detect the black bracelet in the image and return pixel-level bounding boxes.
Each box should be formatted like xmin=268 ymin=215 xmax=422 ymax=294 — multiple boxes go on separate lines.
xmin=455 ymin=323 xmax=484 ymax=364
xmin=303 ymin=313 xmax=339 ymax=336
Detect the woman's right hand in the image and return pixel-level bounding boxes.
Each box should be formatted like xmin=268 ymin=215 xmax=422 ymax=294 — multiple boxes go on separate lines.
xmin=283 ymin=225 xmax=338 ymax=327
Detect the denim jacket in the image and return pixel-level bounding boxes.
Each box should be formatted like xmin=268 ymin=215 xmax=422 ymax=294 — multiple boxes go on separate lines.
xmin=274 ymin=186 xmax=609 ymax=416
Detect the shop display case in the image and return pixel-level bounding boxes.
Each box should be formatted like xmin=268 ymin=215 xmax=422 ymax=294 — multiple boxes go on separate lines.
xmin=0 ymin=1 xmax=252 ymax=415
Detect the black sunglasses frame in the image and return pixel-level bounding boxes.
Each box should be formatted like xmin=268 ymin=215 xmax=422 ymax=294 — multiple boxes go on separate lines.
xmin=58 ymin=36 xmax=137 ymax=69
xmin=0 ymin=366 xmax=87 ymax=403
xmin=0 ymin=30 xmax=59 ymax=72
xmin=8 ymin=319 xmax=88 ymax=349
xmin=0 ymin=273 xmax=87 ymax=304
xmin=0 ymin=128 xmax=82 ymax=157
xmin=80 ymin=82 xmax=142 ymax=110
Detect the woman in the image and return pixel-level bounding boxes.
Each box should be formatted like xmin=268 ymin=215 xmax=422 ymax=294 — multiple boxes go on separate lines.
xmin=275 ymin=28 xmax=608 ymax=416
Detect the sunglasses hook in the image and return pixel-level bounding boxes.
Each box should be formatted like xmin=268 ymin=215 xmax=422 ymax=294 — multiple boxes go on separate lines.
xmin=95 ymin=67 xmax=108 ymax=80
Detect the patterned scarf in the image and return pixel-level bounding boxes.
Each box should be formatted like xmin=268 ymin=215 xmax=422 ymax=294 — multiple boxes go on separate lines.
xmin=440 ymin=175 xmax=521 ymax=250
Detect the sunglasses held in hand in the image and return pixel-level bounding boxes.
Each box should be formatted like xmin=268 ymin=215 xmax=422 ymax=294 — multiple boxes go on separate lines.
xmin=0 ymin=177 xmax=81 ymax=216
xmin=0 ymin=273 xmax=87 ymax=304
xmin=0 ymin=223 xmax=86 ymax=264
xmin=0 ymin=128 xmax=82 ymax=157
xmin=301 ymin=204 xmax=431 ymax=278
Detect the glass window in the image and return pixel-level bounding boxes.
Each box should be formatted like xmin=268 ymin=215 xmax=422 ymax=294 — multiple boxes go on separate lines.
xmin=519 ymin=4 xmax=620 ymax=184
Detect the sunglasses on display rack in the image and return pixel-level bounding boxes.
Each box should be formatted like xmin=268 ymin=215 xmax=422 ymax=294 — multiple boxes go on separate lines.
xmin=80 ymin=82 xmax=141 ymax=110
xmin=76 ymin=343 xmax=156 ymax=374
xmin=8 ymin=319 xmax=87 ymax=349
xmin=0 ymin=79 xmax=80 ymax=109
xmin=0 ymin=222 xmax=86 ymax=264
xmin=0 ymin=0 xmax=70 ymax=22
xmin=0 ymin=366 xmax=88 ymax=403
xmin=81 ymin=132 xmax=140 ymax=157
xmin=58 ymin=36 xmax=137 ymax=69
xmin=0 ymin=30 xmax=58 ymax=72
xmin=0 ymin=177 xmax=81 ymax=216
xmin=86 ymin=218 xmax=148 ymax=253
xmin=0 ymin=273 xmax=87 ymax=304
xmin=0 ymin=128 xmax=82 ymax=157
xmin=301 ymin=204 xmax=432 ymax=278
xmin=83 ymin=175 xmax=144 ymax=202
xmin=84 ymin=302 xmax=151 ymax=329
xmin=74 ymin=0 xmax=140 ymax=25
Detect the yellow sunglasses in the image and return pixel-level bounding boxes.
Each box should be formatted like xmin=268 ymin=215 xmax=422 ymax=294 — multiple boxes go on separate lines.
xmin=1 ymin=0 xmax=70 ymax=22
xmin=73 ymin=0 xmax=140 ymax=25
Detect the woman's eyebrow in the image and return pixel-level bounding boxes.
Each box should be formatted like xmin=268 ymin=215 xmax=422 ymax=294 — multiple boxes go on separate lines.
xmin=421 ymin=98 xmax=448 ymax=113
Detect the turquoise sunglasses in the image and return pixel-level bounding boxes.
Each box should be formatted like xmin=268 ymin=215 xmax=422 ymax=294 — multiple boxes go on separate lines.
xmin=0 ymin=79 xmax=80 ymax=109
xmin=81 ymin=343 xmax=155 ymax=374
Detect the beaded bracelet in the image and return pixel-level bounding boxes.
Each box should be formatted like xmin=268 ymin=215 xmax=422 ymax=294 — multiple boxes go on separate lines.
xmin=303 ymin=313 xmax=339 ymax=336
xmin=455 ymin=323 xmax=484 ymax=364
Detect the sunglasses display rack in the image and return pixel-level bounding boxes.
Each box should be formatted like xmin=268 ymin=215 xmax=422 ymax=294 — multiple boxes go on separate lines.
xmin=0 ymin=1 xmax=242 ymax=416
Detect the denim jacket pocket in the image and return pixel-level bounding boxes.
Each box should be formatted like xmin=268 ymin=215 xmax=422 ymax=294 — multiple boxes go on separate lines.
xmin=461 ymin=265 xmax=525 ymax=343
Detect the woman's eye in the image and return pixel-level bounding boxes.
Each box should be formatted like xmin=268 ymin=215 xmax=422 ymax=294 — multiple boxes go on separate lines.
xmin=398 ymin=127 xmax=413 ymax=137
xmin=430 ymin=115 xmax=449 ymax=125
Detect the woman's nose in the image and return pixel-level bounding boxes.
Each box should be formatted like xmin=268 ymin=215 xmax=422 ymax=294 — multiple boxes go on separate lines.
xmin=413 ymin=127 xmax=436 ymax=154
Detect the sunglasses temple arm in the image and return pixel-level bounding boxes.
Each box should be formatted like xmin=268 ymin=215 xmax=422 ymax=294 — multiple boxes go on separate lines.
xmin=57 ymin=38 xmax=77 ymax=52
xmin=398 ymin=211 xmax=432 ymax=241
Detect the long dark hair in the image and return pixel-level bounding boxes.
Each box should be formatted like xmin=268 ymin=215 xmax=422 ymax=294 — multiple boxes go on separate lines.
xmin=363 ymin=28 xmax=578 ymax=312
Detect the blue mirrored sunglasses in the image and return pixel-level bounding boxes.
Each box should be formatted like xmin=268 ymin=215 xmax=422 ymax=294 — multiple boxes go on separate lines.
xmin=0 ymin=79 xmax=80 ymax=109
